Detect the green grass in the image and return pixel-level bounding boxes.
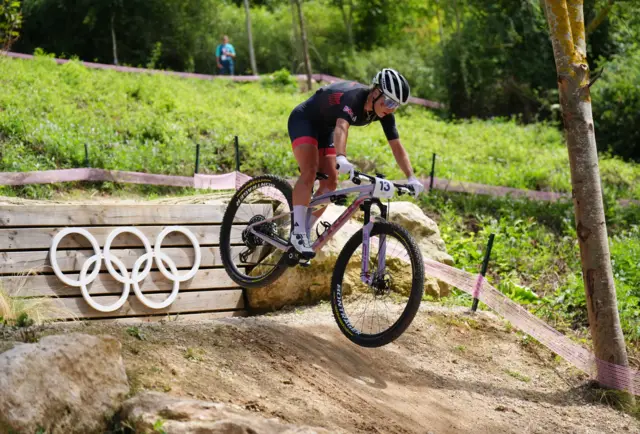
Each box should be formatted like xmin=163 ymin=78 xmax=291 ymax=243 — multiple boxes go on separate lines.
xmin=1 ymin=53 xmax=639 ymax=200
xmin=419 ymin=190 xmax=640 ymax=354
xmin=1 ymin=53 xmax=639 ymax=357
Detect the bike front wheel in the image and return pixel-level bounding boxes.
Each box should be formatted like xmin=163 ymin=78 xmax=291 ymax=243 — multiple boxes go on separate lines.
xmin=330 ymin=221 xmax=424 ymax=347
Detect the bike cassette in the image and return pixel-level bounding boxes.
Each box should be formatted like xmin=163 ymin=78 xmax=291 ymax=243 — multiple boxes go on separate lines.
xmin=242 ymin=215 xmax=277 ymax=248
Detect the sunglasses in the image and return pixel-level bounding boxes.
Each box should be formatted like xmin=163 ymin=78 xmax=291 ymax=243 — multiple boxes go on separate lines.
xmin=380 ymin=93 xmax=400 ymax=110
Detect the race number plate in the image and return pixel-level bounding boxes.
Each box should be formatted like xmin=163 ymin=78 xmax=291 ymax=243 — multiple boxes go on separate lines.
xmin=373 ymin=177 xmax=395 ymax=199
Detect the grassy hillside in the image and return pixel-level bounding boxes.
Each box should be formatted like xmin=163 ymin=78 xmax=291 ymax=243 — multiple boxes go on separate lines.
xmin=1 ymin=53 xmax=639 ymax=200
xmin=1 ymin=54 xmax=639 ymax=356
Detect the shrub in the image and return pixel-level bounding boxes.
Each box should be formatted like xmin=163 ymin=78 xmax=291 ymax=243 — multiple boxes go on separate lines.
xmin=591 ymin=46 xmax=640 ymax=162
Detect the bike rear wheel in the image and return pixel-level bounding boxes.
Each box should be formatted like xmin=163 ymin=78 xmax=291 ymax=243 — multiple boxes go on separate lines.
xmin=220 ymin=175 xmax=293 ymax=288
xmin=331 ymin=221 xmax=424 ymax=347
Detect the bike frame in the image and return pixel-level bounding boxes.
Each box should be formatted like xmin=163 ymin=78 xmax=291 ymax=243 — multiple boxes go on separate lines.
xmin=245 ymin=180 xmax=390 ymax=285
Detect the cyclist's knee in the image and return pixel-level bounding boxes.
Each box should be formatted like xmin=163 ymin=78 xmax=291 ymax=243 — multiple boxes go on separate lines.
xmin=321 ymin=174 xmax=338 ymax=192
xmin=298 ymin=167 xmax=317 ymax=186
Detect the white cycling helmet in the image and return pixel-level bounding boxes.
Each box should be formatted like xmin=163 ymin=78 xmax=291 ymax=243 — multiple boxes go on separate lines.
xmin=372 ymin=68 xmax=411 ymax=105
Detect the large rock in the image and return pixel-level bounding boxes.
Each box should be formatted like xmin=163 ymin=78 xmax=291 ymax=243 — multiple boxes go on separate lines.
xmin=0 ymin=333 xmax=129 ymax=434
xmin=120 ymin=391 xmax=330 ymax=433
xmin=247 ymin=201 xmax=453 ymax=311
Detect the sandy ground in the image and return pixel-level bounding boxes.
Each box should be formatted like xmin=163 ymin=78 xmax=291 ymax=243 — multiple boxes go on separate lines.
xmin=14 ymin=302 xmax=635 ymax=434
xmin=2 ymin=192 xmax=638 ymax=432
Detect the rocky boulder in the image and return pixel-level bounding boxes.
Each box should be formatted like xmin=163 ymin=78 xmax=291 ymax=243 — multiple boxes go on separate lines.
xmin=247 ymin=201 xmax=453 ymax=311
xmin=0 ymin=333 xmax=129 ymax=434
xmin=119 ymin=391 xmax=330 ymax=433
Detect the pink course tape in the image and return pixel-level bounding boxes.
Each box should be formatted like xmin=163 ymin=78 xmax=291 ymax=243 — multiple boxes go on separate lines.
xmin=1 ymin=167 xmax=638 ymax=393
xmin=422 ymin=258 xmax=639 ymax=396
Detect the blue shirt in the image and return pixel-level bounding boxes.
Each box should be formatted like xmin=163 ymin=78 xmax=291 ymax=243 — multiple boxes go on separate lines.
xmin=216 ymin=43 xmax=235 ymax=63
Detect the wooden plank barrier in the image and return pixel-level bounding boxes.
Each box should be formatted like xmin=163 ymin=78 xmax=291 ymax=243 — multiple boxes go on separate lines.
xmin=0 ymin=203 xmax=272 ymax=322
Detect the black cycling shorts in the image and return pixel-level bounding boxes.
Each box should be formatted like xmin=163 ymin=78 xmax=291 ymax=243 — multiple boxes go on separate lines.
xmin=287 ymin=109 xmax=336 ymax=157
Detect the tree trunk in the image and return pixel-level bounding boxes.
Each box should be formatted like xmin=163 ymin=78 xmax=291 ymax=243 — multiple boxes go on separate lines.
xmin=294 ymin=0 xmax=313 ymax=91
xmin=337 ymin=0 xmax=355 ymax=53
xmin=543 ymin=0 xmax=631 ymax=400
xmin=435 ymin=3 xmax=444 ymax=44
xmin=110 ymin=13 xmax=119 ymax=66
xmin=243 ymin=0 xmax=258 ymax=75
xmin=290 ymin=0 xmax=302 ymax=72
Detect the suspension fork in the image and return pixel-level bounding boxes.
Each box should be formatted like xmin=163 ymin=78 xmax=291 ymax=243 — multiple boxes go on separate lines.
xmin=360 ymin=199 xmax=388 ymax=285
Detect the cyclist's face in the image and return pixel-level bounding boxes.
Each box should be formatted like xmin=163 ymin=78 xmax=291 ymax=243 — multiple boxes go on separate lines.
xmin=373 ymin=90 xmax=397 ymax=118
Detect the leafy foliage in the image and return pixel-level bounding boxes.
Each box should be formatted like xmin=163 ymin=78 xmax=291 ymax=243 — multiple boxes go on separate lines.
xmin=0 ymin=0 xmax=22 ymax=50
xmin=1 ymin=55 xmax=639 ymax=201
xmin=420 ymin=191 xmax=640 ymax=350
xmin=591 ymin=45 xmax=640 ymax=162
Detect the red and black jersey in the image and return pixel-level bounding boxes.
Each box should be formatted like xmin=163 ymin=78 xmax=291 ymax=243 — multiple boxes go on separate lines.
xmin=290 ymin=81 xmax=399 ymax=141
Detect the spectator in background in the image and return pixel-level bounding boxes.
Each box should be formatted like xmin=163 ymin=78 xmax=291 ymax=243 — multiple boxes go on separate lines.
xmin=216 ymin=35 xmax=236 ymax=75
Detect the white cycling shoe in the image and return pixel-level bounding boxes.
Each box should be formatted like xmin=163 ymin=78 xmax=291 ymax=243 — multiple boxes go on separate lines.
xmin=289 ymin=231 xmax=316 ymax=260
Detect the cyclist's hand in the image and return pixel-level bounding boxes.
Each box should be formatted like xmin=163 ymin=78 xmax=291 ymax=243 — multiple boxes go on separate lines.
xmin=336 ymin=155 xmax=355 ymax=179
xmin=407 ymin=175 xmax=424 ymax=198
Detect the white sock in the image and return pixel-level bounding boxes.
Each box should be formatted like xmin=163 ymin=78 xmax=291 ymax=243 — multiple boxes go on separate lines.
xmin=293 ymin=205 xmax=308 ymax=234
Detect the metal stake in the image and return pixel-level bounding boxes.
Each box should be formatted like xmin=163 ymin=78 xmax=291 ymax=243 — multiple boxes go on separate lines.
xmin=429 ymin=153 xmax=436 ymax=192
xmin=471 ymin=233 xmax=495 ymax=312
xmin=234 ymin=136 xmax=241 ymax=172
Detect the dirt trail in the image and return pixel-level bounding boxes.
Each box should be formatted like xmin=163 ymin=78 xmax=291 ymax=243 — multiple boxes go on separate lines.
xmin=37 ymin=303 xmax=638 ymax=434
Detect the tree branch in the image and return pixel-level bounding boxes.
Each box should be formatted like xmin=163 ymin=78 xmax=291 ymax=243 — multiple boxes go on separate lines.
xmin=586 ymin=0 xmax=614 ymax=36
xmin=567 ymin=0 xmax=586 ymax=59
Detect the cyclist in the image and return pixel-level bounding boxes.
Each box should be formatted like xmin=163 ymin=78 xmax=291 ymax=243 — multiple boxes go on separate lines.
xmin=287 ymin=68 xmax=424 ymax=260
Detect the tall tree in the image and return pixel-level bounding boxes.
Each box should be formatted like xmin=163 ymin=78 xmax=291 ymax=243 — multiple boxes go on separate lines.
xmin=332 ymin=0 xmax=355 ymax=52
xmin=543 ymin=0 xmax=631 ymax=399
xmin=243 ymin=0 xmax=258 ymax=75
xmin=110 ymin=12 xmax=118 ymax=65
xmin=294 ymin=0 xmax=312 ymax=90
xmin=0 ymin=0 xmax=22 ymax=51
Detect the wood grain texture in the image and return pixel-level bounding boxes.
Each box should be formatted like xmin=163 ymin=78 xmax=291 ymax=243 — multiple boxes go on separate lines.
xmin=0 ymin=203 xmax=272 ymax=226
xmin=0 ymin=269 xmax=238 ymax=296
xmin=51 ymin=289 xmax=244 ymax=319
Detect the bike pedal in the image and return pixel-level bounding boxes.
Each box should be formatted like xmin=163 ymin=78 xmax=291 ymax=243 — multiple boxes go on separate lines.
xmin=285 ymin=248 xmax=301 ymax=266
xmin=298 ymin=259 xmax=312 ymax=268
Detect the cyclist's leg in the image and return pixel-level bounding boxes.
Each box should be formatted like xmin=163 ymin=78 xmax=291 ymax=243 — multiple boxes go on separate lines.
xmin=288 ymin=112 xmax=319 ymax=258
xmin=306 ymin=130 xmax=338 ymax=232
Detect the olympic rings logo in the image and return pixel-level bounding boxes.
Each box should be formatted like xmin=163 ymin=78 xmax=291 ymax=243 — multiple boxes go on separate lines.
xmin=50 ymin=226 xmax=201 ymax=313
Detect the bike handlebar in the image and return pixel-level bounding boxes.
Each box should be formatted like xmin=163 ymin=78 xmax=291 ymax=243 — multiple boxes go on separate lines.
xmin=351 ymin=170 xmax=415 ymax=196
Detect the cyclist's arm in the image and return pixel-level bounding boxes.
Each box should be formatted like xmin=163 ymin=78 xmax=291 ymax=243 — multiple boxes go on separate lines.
xmin=380 ymin=114 xmax=413 ymax=178
xmin=334 ymin=118 xmax=350 ymax=156
xmin=388 ymin=139 xmax=414 ymax=179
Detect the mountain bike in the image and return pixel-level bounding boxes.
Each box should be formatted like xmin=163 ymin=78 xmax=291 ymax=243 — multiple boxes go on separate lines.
xmin=220 ymin=170 xmax=425 ymax=347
